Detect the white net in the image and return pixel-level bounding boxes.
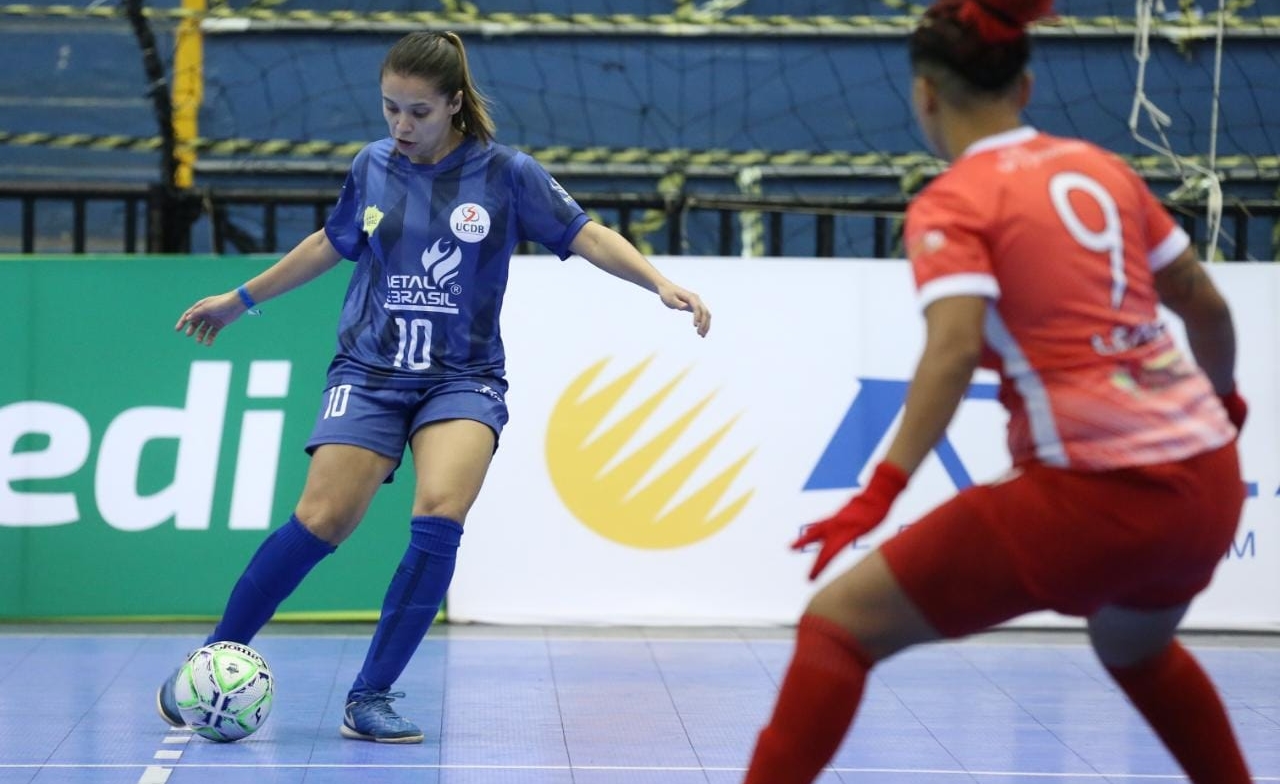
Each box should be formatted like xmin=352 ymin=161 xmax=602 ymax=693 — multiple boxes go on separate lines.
xmin=0 ymin=0 xmax=1276 ymax=256
xmin=1130 ymin=0 xmax=1226 ymax=258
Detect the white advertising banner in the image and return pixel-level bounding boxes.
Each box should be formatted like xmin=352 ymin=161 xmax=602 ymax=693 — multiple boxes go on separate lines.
xmin=448 ymin=257 xmax=1278 ymax=631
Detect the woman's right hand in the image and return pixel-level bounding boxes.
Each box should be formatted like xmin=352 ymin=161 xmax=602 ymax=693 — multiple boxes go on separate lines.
xmin=175 ymin=291 xmax=248 ymax=346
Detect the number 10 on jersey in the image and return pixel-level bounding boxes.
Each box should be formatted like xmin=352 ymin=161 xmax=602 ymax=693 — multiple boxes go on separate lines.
xmin=393 ymin=316 xmax=434 ymax=370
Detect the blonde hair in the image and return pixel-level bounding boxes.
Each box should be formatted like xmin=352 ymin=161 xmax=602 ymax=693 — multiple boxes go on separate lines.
xmin=381 ymin=31 xmax=496 ymax=144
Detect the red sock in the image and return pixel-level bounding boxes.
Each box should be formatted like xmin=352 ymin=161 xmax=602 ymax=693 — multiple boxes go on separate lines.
xmin=1106 ymin=641 xmax=1251 ymax=784
xmin=744 ymin=613 xmax=873 ymax=784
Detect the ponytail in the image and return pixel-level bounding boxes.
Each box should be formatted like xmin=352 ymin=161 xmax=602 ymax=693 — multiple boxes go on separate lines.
xmin=438 ymin=32 xmax=496 ymax=145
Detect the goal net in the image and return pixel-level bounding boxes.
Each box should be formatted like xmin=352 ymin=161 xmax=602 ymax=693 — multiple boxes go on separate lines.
xmin=189 ymin=0 xmax=1280 ymax=258
xmin=0 ymin=0 xmax=1276 ymax=257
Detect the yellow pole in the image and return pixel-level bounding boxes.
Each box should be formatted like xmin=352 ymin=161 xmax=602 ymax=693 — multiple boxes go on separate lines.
xmin=172 ymin=0 xmax=205 ymax=188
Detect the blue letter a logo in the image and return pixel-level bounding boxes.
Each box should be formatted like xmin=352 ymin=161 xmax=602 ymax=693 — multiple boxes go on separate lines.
xmin=804 ymin=378 xmax=998 ymax=492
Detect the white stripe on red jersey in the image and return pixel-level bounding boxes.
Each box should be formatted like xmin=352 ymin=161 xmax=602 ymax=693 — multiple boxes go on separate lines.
xmin=905 ymin=127 xmax=1233 ymax=470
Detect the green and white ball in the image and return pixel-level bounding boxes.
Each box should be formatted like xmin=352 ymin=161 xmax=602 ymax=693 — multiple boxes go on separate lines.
xmin=175 ymin=641 xmax=274 ymax=742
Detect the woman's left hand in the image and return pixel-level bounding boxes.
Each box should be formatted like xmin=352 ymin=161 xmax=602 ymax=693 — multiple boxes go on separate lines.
xmin=657 ymin=283 xmax=711 ymax=337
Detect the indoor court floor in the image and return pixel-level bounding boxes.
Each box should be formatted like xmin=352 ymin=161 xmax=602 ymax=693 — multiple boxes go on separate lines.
xmin=0 ymin=623 xmax=1276 ymax=784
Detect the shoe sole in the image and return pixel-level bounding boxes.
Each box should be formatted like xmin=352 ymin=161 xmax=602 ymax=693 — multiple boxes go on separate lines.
xmin=339 ymin=723 xmax=424 ymax=744
xmin=155 ymin=687 xmax=185 ymax=729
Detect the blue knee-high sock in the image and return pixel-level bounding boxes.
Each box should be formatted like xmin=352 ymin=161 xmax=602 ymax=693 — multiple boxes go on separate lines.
xmin=206 ymin=514 xmax=336 ymax=645
xmin=350 ymin=515 xmax=463 ymax=695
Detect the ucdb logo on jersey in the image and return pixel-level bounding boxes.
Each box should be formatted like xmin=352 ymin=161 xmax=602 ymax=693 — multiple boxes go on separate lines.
xmin=545 ymin=357 xmax=755 ymax=549
xmin=450 ymin=203 xmax=490 ymax=243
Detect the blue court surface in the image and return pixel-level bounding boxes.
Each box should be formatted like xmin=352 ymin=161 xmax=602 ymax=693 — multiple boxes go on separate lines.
xmin=0 ymin=623 xmax=1276 ymax=784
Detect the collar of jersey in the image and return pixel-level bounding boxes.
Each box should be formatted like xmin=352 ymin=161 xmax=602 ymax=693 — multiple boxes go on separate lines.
xmin=392 ymin=136 xmax=476 ymax=171
xmin=959 ymin=125 xmax=1038 ymax=160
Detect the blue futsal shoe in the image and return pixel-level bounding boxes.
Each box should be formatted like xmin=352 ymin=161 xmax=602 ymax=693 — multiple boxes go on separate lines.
xmin=340 ymin=689 xmax=424 ymax=743
xmin=156 ymin=666 xmax=185 ymax=728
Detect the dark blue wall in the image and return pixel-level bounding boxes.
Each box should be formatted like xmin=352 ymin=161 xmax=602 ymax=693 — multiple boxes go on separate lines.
xmin=0 ymin=21 xmax=166 ymax=181
xmin=0 ymin=1 xmax=1275 ymax=256
xmin=1 ymin=9 xmax=1274 ymax=180
xmin=194 ymin=33 xmax=1277 ymax=162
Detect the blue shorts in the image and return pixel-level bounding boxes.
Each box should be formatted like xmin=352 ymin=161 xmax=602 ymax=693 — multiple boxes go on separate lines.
xmin=304 ymin=377 xmax=509 ymax=483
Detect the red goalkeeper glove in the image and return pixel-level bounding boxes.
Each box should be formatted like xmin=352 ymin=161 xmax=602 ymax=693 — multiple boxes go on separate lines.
xmin=792 ymin=461 xmax=909 ymax=581
xmin=1221 ymin=389 xmax=1247 ymax=432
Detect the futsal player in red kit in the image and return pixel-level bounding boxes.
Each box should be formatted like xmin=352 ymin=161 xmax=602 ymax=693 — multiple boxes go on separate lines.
xmin=742 ymin=1 xmax=1253 ymax=782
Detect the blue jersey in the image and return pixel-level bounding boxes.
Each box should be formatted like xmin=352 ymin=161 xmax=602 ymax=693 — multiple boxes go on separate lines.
xmin=322 ymin=137 xmax=589 ymax=388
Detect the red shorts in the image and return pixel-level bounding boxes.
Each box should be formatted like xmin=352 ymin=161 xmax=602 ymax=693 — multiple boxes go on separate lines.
xmin=880 ymin=442 xmax=1244 ymax=639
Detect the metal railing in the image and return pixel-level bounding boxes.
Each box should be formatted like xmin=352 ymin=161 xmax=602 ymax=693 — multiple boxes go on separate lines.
xmin=1 ymin=181 xmax=1276 ymax=260
xmin=0 ymin=182 xmax=151 ymax=254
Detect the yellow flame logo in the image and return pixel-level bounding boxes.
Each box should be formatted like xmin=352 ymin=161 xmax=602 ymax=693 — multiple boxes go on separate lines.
xmin=546 ymin=357 xmax=755 ymax=549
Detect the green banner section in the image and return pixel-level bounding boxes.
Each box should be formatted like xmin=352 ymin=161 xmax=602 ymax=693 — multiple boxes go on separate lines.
xmin=0 ymin=255 xmax=418 ymax=619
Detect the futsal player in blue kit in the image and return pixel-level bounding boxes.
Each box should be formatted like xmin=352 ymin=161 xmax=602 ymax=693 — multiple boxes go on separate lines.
xmin=158 ymin=30 xmax=711 ymax=743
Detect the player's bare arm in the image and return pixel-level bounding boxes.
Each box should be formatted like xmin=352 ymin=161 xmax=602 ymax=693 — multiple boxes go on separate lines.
xmin=175 ymin=230 xmax=344 ymax=346
xmin=882 ymin=294 xmax=986 ymax=475
xmin=1153 ymin=247 xmax=1237 ymax=395
xmin=569 ymin=220 xmax=711 ymax=337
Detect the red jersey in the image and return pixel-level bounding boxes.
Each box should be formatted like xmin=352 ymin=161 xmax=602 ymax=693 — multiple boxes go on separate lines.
xmin=905 ymin=127 xmax=1234 ymax=470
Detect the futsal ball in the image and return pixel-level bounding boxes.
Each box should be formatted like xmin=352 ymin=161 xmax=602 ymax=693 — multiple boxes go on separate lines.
xmin=174 ymin=641 xmax=274 ymax=742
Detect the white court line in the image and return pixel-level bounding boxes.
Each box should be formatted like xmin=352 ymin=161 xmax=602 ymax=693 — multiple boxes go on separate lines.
xmin=5 ymin=763 xmax=1274 ymax=780
xmin=0 ymin=630 xmax=1271 ymax=652
xmin=142 ymin=723 xmax=191 ymax=783
xmin=137 ymin=766 xmax=171 ymax=784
